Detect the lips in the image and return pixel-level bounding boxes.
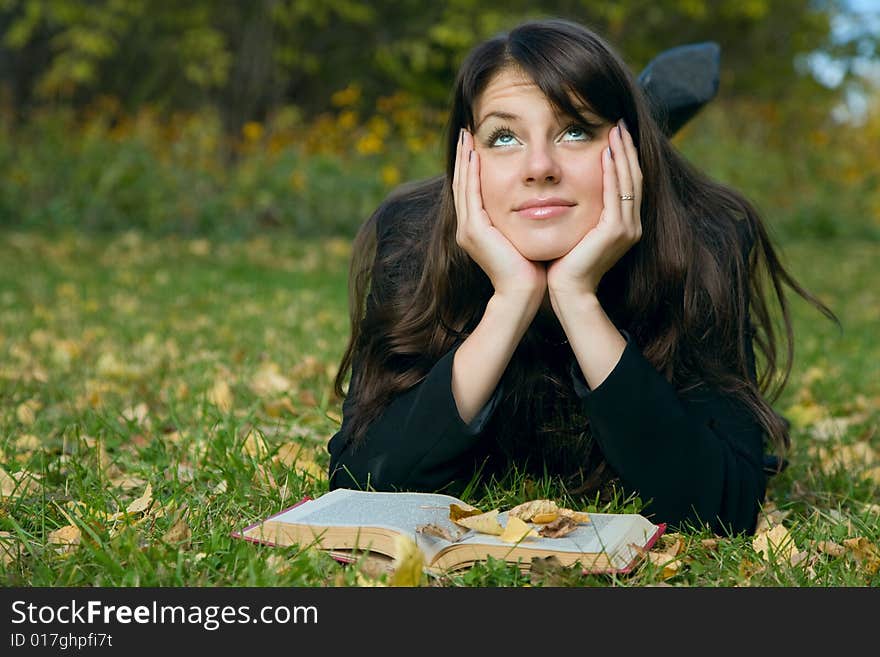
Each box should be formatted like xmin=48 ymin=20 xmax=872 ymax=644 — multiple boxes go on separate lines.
xmin=514 ymin=197 xmax=576 ymax=211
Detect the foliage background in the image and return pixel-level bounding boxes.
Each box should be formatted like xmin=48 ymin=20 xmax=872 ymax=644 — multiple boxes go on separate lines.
xmin=0 ymin=0 xmax=877 ymax=239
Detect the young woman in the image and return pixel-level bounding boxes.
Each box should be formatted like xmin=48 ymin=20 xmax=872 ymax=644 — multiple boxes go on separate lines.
xmin=327 ymin=18 xmax=837 ymax=535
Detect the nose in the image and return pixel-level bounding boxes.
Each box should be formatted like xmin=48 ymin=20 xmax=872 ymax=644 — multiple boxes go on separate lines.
xmin=522 ymin=143 xmax=562 ymax=184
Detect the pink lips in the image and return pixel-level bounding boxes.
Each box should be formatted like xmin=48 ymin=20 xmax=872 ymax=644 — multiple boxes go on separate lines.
xmin=515 ymin=204 xmax=575 ymax=219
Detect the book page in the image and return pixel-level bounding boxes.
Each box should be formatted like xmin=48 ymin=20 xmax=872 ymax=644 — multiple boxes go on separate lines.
xmin=266 ymin=489 xmax=472 ymax=561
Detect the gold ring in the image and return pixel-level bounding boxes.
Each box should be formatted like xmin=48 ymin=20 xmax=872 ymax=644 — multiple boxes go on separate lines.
xmin=619 ymin=193 xmax=635 ymax=201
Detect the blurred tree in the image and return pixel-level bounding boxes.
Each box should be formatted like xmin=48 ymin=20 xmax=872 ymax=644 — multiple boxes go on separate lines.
xmin=0 ymin=0 xmax=868 ymax=131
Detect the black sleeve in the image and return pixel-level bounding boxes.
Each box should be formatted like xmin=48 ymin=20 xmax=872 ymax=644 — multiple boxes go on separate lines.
xmin=569 ymin=222 xmax=765 ymax=535
xmin=569 ymin=333 xmax=766 ymax=536
xmin=327 ymin=342 xmax=503 ymax=494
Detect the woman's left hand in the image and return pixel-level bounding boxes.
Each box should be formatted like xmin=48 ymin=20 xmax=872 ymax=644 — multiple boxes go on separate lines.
xmin=546 ymin=119 xmax=642 ymax=299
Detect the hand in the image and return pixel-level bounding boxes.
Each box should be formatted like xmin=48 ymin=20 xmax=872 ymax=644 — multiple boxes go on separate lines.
xmin=546 ymin=120 xmax=643 ymax=299
xmin=453 ymin=129 xmax=547 ymax=303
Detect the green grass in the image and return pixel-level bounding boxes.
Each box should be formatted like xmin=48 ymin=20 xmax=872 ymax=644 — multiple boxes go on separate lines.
xmin=1 ymin=232 xmax=878 ymax=586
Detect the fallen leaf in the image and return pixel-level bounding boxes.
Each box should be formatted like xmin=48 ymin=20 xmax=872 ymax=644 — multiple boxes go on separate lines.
xmin=647 ymin=551 xmax=682 ymax=580
xmin=842 ymin=537 xmax=880 ymax=575
xmin=538 ymin=516 xmax=579 ymax=538
xmin=161 ymin=516 xmax=191 ymax=545
xmin=753 ymin=524 xmax=797 ymax=563
xmin=251 ymin=363 xmax=291 ymax=396
xmin=0 ymin=531 xmax=21 ymax=566
xmin=862 ymin=466 xmax=880 ymax=485
xmin=126 ymin=483 xmax=154 ymax=515
xmin=208 ymin=379 xmax=233 ymax=412
xmin=816 ymin=540 xmax=846 ymax=558
xmin=48 ymin=525 xmax=81 ymax=554
xmin=500 ymin=516 xmax=539 ymax=543
xmin=389 ymin=534 xmax=425 ymax=587
xmin=416 ymin=523 xmax=468 ymax=543
xmin=508 ymin=499 xmax=559 ymax=522
xmin=243 ymin=430 xmax=268 ymax=459
xmin=558 ymin=508 xmax=591 ymax=524
xmin=452 ymin=509 xmax=503 ymax=535
xmin=0 ymin=468 xmax=41 ymax=498
xmin=449 ymin=502 xmax=483 ymax=522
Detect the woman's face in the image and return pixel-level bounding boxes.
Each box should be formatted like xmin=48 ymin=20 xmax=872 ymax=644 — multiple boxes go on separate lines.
xmin=472 ymin=67 xmax=614 ymax=261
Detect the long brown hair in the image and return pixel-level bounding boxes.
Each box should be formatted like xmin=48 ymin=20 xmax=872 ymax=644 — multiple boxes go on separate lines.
xmin=333 ymin=18 xmax=838 ymax=462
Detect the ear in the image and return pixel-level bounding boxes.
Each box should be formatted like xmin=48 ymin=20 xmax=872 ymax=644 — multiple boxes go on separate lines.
xmin=637 ymin=42 xmax=721 ymax=137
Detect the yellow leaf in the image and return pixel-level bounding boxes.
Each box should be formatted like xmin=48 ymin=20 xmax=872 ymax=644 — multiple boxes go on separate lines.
xmin=816 ymin=540 xmax=846 ymax=557
xmin=452 ymin=509 xmax=503 ymax=535
xmin=0 ymin=468 xmax=41 ymax=499
xmin=500 ymin=516 xmax=539 ymax=544
xmin=16 ymin=400 xmax=40 ymax=425
xmin=558 ymin=508 xmax=591 ymax=524
xmin=243 ymin=430 xmax=268 ymax=459
xmin=507 ymin=499 xmax=558 ymax=522
xmin=208 ymin=379 xmax=233 ymax=412
xmin=48 ymin=525 xmax=81 ymax=553
xmin=273 ymin=442 xmax=311 ymax=468
xmin=161 ymin=517 xmax=191 ymax=545
xmin=647 ymin=552 xmax=682 ymax=580
xmin=861 ymin=466 xmax=880 ymax=485
xmin=842 ymin=537 xmax=880 ymax=575
xmin=449 ymin=502 xmax=482 ymax=522
xmin=389 ymin=534 xmax=425 ymax=587
xmin=752 ymin=524 xmax=797 ymax=563
xmin=126 ymin=483 xmax=153 ymax=515
xmin=0 ymin=531 xmax=21 ymax=566
xmin=251 ymin=362 xmax=292 ymax=397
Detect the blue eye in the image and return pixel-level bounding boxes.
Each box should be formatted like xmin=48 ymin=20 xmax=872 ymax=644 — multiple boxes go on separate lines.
xmin=484 ymin=123 xmax=594 ymax=148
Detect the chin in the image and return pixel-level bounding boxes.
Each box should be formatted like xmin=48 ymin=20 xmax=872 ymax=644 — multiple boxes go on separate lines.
xmin=513 ymin=239 xmax=576 ymax=262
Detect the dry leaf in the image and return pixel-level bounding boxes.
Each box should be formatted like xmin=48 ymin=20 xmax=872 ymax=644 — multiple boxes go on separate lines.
xmin=452 ymin=509 xmax=503 ymax=535
xmin=753 ymin=524 xmax=797 ymax=563
xmin=862 ymin=466 xmax=880 ymax=485
xmin=389 ymin=534 xmax=425 ymax=587
xmin=48 ymin=525 xmax=81 ymax=553
xmin=842 ymin=537 xmax=880 ymax=574
xmin=500 ymin=516 xmax=539 ymax=543
xmin=416 ymin=523 xmax=468 ymax=543
xmin=161 ymin=516 xmax=191 ymax=545
xmin=558 ymin=508 xmax=591 ymax=524
xmin=250 ymin=362 xmax=292 ymax=396
xmin=126 ymin=483 xmax=154 ymax=515
xmin=0 ymin=468 xmax=41 ymax=498
xmin=243 ymin=430 xmax=268 ymax=459
xmin=538 ymin=516 xmax=579 ymax=538
xmin=449 ymin=502 xmax=483 ymax=522
xmin=647 ymin=552 xmax=682 ymax=580
xmin=0 ymin=531 xmax=21 ymax=566
xmin=508 ymin=499 xmax=558 ymax=522
xmin=816 ymin=540 xmax=846 ymax=557
xmin=208 ymin=379 xmax=233 ymax=411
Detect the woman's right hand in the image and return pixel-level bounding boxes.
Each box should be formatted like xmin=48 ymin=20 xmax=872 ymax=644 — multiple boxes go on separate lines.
xmin=453 ymin=129 xmax=547 ymax=303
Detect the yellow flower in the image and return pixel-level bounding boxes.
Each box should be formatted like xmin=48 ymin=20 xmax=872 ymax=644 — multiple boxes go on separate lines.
xmin=289 ymin=170 xmax=306 ymax=191
xmin=356 ymin=133 xmax=383 ymax=155
xmin=380 ymin=165 xmax=400 ymax=187
xmin=337 ymin=110 xmax=359 ymax=130
xmin=331 ymin=84 xmax=362 ymax=108
xmin=242 ymin=121 xmax=263 ymax=142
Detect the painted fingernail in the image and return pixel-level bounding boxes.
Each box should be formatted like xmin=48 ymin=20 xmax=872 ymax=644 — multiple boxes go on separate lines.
xmin=469 ymin=149 xmax=472 ymax=161
xmin=460 ymin=128 xmax=464 ymax=144
xmin=617 ymin=121 xmax=622 ymax=138
xmin=607 ymin=146 xmax=613 ymax=160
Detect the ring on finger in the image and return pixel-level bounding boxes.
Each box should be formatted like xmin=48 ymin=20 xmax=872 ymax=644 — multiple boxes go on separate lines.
xmin=619 ymin=193 xmax=635 ymax=201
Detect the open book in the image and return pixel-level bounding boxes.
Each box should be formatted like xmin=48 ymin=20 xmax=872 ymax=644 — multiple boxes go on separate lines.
xmin=233 ymin=488 xmax=665 ymax=575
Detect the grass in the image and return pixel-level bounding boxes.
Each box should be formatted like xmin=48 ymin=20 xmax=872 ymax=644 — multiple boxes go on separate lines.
xmin=1 ymin=231 xmax=878 ymax=586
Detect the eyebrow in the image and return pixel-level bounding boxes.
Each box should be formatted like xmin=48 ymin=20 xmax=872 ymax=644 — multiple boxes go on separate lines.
xmin=475 ymin=106 xmax=597 ymax=131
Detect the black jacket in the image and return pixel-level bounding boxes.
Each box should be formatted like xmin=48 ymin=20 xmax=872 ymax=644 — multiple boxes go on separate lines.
xmin=328 ymin=208 xmax=767 ymax=536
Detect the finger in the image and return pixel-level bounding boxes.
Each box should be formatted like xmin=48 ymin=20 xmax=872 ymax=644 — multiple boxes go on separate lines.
xmin=602 ymin=145 xmax=621 ymax=225
xmin=611 ymin=122 xmax=635 ymax=222
xmin=619 ymin=122 xmax=643 ymax=205
xmin=455 ymin=130 xmax=468 ymax=234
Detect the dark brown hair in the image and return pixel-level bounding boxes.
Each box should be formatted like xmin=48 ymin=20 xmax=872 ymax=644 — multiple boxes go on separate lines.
xmin=333 ymin=18 xmax=838 ymax=463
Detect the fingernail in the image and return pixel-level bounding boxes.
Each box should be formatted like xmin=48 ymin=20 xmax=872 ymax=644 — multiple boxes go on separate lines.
xmin=460 ymin=128 xmax=463 ymax=144
xmin=607 ymin=146 xmax=613 ymax=160
xmin=617 ymin=120 xmax=622 ymax=138
xmin=469 ymin=149 xmax=472 ymax=161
